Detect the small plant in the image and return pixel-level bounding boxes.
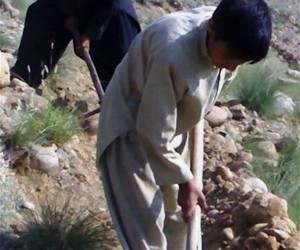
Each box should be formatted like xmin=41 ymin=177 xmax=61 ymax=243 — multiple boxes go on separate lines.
xmin=11 ymin=102 xmax=81 ymax=147
xmin=20 ymin=197 xmax=118 ymax=250
xmin=220 ymin=56 xmax=288 ymax=117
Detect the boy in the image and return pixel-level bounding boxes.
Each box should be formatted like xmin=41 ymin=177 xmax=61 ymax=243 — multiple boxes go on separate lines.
xmin=97 ymin=0 xmax=272 ymax=249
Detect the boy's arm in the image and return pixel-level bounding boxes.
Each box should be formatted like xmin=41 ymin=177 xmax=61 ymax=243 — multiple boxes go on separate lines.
xmin=136 ymin=56 xmax=194 ymax=186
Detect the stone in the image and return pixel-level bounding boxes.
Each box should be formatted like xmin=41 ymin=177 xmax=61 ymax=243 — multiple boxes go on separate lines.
xmin=228 ymin=160 xmax=253 ymax=172
xmin=221 ymin=227 xmax=234 ymax=240
xmin=0 ymin=0 xmax=20 ymax=17
xmin=243 ymin=177 xmax=268 ymax=192
xmin=224 ymin=135 xmax=238 ymax=154
xmin=272 ymin=92 xmax=295 ymax=117
xmin=249 ymin=223 xmax=269 ymax=236
xmin=231 ymin=109 xmax=248 ymax=120
xmin=215 ymin=166 xmax=234 ymax=181
xmin=263 ymin=228 xmax=291 ymax=241
xmin=0 ymin=51 xmax=10 ymax=88
xmin=254 ymin=140 xmax=279 ymax=159
xmin=205 ymin=106 xmax=228 ymax=127
xmin=246 ymin=192 xmax=289 ymax=224
xmin=231 ymin=151 xmax=253 ymax=162
xmin=281 ymin=235 xmax=300 ymax=250
xmin=269 ymin=217 xmax=297 ymax=235
xmin=287 ymin=69 xmax=300 ymax=79
xmin=29 ymin=146 xmax=59 ymax=174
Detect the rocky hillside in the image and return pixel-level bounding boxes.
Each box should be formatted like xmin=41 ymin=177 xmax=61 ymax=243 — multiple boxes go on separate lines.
xmin=0 ymin=0 xmax=299 ymax=249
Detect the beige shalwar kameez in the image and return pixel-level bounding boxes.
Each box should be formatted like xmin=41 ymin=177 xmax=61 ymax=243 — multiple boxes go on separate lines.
xmin=96 ymin=6 xmax=233 ymax=250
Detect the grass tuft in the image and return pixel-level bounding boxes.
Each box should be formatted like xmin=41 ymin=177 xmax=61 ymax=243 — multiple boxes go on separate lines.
xmin=20 ymin=197 xmax=118 ymax=250
xmin=220 ymin=56 xmax=289 ymax=117
xmin=11 ymin=102 xmax=81 ymax=147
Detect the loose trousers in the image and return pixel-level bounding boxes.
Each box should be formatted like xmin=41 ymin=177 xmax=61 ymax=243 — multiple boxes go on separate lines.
xmin=99 ymin=131 xmax=196 ymax=250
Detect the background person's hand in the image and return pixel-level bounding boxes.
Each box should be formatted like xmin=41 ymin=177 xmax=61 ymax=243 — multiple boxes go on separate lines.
xmin=178 ymin=178 xmax=207 ymax=223
xmin=74 ymin=35 xmax=90 ymax=60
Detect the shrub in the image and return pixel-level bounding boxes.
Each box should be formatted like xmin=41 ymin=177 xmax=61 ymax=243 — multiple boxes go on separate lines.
xmin=20 ymin=197 xmax=119 ymax=250
xmin=220 ymin=56 xmax=288 ymax=117
xmin=11 ymin=102 xmax=81 ymax=147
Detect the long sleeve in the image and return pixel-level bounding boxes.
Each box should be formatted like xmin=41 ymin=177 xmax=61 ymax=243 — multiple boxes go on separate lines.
xmin=136 ymin=56 xmax=194 ymax=186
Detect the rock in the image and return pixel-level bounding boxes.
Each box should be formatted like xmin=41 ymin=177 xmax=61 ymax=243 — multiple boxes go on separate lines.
xmin=253 ymin=140 xmax=279 ymax=160
xmin=287 ymin=69 xmax=300 ymax=79
xmin=0 ymin=51 xmax=10 ymax=88
xmin=205 ymin=106 xmax=228 ymax=127
xmin=263 ymin=228 xmax=291 ymax=241
xmin=281 ymin=235 xmax=300 ymax=250
xmin=264 ymin=131 xmax=281 ymax=141
xmin=272 ymin=92 xmax=295 ymax=117
xmin=221 ymin=227 xmax=235 ymax=240
xmin=255 ymin=231 xmax=270 ymax=244
xmin=228 ymin=160 xmax=253 ymax=172
xmin=223 ymin=134 xmax=238 ymax=154
xmin=243 ymin=177 xmax=268 ymax=192
xmin=224 ymin=123 xmax=241 ymax=141
xmin=19 ymin=201 xmax=35 ymax=211
xmin=228 ymin=103 xmax=247 ymax=111
xmin=29 ymin=146 xmax=60 ymax=174
xmin=249 ymin=223 xmax=269 ymax=236
xmin=231 ymin=151 xmax=253 ymax=162
xmin=246 ymin=192 xmax=289 ymax=224
xmin=230 ymin=109 xmax=248 ymax=120
xmin=215 ymin=166 xmax=234 ymax=181
xmin=261 ymin=236 xmax=281 ymax=250
xmin=0 ymin=0 xmax=20 ymax=17
xmin=269 ymin=217 xmax=298 ymax=235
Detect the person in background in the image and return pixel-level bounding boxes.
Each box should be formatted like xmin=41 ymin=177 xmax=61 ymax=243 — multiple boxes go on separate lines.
xmin=11 ymin=0 xmax=141 ymax=91
xmin=96 ymin=0 xmax=272 ymax=249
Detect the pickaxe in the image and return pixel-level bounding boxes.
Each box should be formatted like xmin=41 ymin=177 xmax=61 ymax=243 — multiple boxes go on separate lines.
xmin=73 ymin=31 xmax=104 ymax=118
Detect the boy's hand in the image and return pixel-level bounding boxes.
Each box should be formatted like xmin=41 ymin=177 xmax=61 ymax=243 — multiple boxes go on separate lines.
xmin=178 ymin=179 xmax=207 ymax=223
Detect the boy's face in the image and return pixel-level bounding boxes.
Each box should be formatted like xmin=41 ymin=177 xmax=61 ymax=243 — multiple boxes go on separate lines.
xmin=206 ymin=20 xmax=247 ymax=71
xmin=208 ymin=40 xmax=246 ymax=71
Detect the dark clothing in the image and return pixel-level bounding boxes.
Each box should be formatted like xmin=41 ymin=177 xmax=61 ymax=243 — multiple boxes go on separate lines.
xmin=11 ymin=0 xmax=141 ymax=89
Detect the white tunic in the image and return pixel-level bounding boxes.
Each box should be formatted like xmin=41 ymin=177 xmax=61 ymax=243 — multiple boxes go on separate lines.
xmin=97 ymin=6 xmax=231 ymax=186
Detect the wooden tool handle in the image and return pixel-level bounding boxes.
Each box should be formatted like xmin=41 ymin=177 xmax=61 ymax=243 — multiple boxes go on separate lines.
xmin=187 ymin=121 xmax=203 ymax=250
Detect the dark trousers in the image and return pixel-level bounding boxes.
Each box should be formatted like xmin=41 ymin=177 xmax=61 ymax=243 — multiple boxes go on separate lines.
xmin=11 ymin=0 xmax=140 ymax=90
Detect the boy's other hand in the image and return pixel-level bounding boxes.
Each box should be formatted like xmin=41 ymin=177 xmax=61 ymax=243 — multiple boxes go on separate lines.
xmin=178 ymin=179 xmax=207 ymax=223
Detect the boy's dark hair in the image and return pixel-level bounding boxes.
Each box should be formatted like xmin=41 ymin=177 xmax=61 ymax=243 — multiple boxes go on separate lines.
xmin=212 ymin=0 xmax=272 ymax=63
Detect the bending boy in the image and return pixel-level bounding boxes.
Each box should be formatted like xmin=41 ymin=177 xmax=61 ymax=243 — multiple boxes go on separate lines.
xmin=96 ymin=0 xmax=272 ymax=249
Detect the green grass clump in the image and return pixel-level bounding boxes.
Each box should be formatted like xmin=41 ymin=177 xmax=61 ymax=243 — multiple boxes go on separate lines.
xmin=20 ymin=198 xmax=118 ymax=250
xmin=220 ymin=56 xmax=289 ymax=117
xmin=11 ymin=103 xmax=81 ymax=147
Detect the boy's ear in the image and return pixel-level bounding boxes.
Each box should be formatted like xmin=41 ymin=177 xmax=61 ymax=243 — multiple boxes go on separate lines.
xmin=208 ymin=19 xmax=215 ymax=33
